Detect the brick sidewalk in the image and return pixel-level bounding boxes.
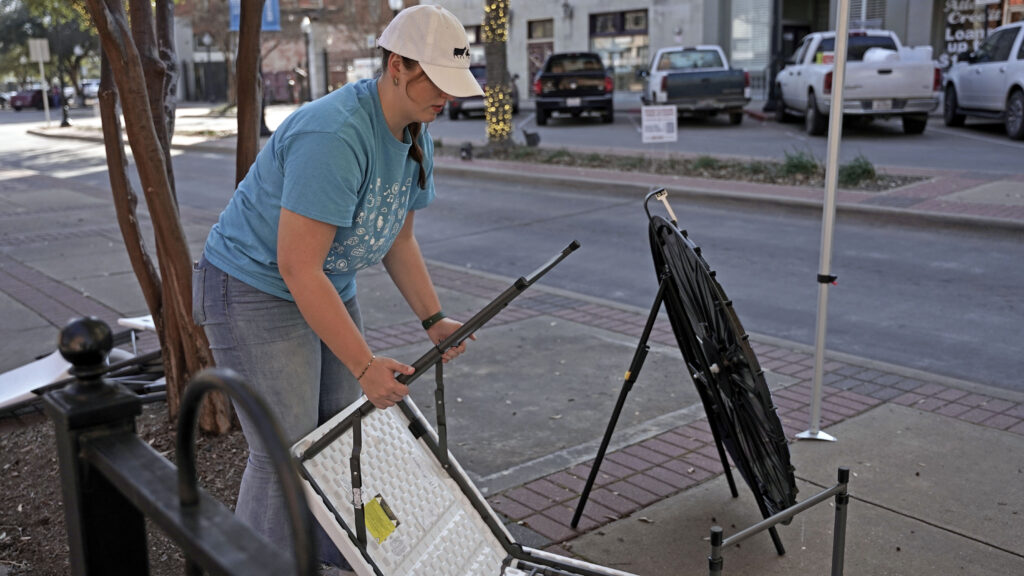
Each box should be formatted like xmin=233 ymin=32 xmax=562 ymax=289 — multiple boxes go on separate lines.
xmin=397 ymin=264 xmax=1024 ymax=550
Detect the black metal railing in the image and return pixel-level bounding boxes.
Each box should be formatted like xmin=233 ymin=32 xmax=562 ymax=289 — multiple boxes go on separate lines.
xmin=707 ymin=467 xmax=851 ymax=576
xmin=43 ymin=316 xmax=315 ymax=576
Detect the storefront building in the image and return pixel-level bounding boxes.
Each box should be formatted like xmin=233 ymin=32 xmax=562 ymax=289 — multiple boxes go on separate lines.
xmin=430 ymin=0 xmax=1024 ymax=102
xmin=933 ymin=0 xmax=1024 ymax=68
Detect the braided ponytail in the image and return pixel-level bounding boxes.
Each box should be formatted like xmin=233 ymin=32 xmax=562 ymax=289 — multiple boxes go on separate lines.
xmin=407 ymin=122 xmax=427 ymax=189
xmin=382 ymin=49 xmax=428 ymax=189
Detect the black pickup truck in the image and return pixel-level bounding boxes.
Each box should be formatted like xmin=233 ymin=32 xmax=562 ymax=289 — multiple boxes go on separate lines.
xmin=641 ymin=45 xmax=750 ymax=125
xmin=532 ymin=52 xmax=614 ymax=125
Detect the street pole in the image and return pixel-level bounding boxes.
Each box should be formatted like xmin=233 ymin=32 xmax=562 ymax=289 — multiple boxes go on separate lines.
xmin=301 ymin=17 xmax=313 ymax=101
xmin=201 ymin=32 xmax=213 ymax=102
xmin=322 ymin=48 xmax=329 ymax=94
xmin=763 ymin=0 xmax=782 ymax=112
xmin=260 ymin=61 xmax=273 ymax=136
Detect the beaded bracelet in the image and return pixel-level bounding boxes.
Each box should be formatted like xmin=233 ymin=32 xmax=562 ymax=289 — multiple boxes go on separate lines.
xmin=356 ymin=355 xmax=376 ymax=381
xmin=421 ymin=310 xmax=447 ymax=330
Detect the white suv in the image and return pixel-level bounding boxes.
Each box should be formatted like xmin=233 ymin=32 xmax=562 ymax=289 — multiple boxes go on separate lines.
xmin=82 ymin=79 xmax=100 ymax=100
xmin=943 ymin=22 xmax=1024 ymax=140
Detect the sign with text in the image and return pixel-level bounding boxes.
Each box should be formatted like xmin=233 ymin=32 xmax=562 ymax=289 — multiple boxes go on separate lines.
xmin=28 ymin=38 xmax=50 ymax=63
xmin=229 ymin=0 xmax=281 ymax=32
xmin=642 ymin=105 xmax=678 ymax=144
xmin=939 ymin=1 xmax=1002 ymax=68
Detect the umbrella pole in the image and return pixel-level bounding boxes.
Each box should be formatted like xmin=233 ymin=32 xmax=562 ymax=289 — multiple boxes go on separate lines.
xmin=571 ymin=278 xmax=667 ymax=528
xmin=798 ymin=0 xmax=853 ymax=443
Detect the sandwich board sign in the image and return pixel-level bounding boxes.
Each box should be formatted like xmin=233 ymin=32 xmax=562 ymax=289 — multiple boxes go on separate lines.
xmin=642 ymin=105 xmax=678 ymax=144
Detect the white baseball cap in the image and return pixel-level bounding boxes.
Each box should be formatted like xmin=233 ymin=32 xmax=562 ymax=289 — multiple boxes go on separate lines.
xmin=377 ymin=5 xmax=484 ymax=98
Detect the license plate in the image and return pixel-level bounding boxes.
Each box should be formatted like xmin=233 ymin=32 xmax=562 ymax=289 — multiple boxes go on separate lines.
xmin=872 ymin=99 xmax=892 ymax=111
xmin=566 ymin=97 xmax=581 ymax=107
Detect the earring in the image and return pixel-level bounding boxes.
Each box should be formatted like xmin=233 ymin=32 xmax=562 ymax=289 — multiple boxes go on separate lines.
xmin=393 ymin=77 xmax=399 ymax=86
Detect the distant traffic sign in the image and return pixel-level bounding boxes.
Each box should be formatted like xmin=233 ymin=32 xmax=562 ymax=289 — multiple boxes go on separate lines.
xmin=229 ymin=0 xmax=281 ymax=32
xmin=28 ymin=38 xmax=50 ymax=63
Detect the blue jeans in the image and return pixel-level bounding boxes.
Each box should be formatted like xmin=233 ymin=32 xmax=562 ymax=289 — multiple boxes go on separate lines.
xmin=192 ymin=255 xmax=358 ymax=568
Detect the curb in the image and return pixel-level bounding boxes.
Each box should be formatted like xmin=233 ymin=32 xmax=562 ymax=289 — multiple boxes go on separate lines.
xmin=432 ymin=159 xmax=1024 ymax=233
xmin=27 ymin=126 xmax=1024 ymax=234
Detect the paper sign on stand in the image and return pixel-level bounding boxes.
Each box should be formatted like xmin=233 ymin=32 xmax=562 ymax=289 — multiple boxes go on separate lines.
xmin=641 ymin=105 xmax=678 ymax=144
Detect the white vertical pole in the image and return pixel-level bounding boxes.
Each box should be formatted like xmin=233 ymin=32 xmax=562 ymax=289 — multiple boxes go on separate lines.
xmin=39 ymin=59 xmax=51 ymax=128
xmin=797 ymin=0 xmax=853 ymax=442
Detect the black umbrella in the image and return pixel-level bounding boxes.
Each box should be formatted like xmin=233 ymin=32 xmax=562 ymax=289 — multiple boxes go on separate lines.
xmin=573 ymin=190 xmax=797 ymax=553
xmin=648 ymin=211 xmax=797 ymax=519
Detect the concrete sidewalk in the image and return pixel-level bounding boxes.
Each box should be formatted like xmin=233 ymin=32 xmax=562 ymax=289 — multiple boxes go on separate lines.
xmin=5 ymin=106 xmax=1024 ymax=575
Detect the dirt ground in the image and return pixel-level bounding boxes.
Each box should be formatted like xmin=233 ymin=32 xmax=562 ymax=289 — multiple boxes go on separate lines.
xmin=0 ymin=402 xmax=248 ymax=575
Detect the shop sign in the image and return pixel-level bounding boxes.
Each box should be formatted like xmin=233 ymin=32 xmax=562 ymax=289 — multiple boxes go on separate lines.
xmin=939 ymin=0 xmax=1002 ymax=68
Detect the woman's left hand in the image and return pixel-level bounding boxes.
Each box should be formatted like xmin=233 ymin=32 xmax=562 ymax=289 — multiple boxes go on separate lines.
xmin=427 ymin=317 xmax=474 ymax=363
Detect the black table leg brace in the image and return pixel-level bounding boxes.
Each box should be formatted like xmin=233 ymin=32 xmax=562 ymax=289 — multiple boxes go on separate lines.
xmin=435 ymin=362 xmax=450 ymax=470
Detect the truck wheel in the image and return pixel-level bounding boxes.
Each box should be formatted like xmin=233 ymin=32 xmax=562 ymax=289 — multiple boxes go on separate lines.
xmin=729 ymin=111 xmax=743 ymax=125
xmin=1005 ymin=90 xmax=1024 ymax=140
xmin=805 ymin=92 xmax=827 ymax=136
xmin=943 ymin=86 xmax=965 ymax=127
xmin=536 ymin=109 xmax=548 ymax=126
xmin=603 ymin=108 xmax=614 ymax=123
xmin=902 ymin=114 xmax=928 ymax=135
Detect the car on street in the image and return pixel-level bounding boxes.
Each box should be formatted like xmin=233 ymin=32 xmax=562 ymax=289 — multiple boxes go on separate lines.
xmin=775 ymin=29 xmax=940 ymax=135
xmin=10 ymin=89 xmax=46 ymax=111
xmin=533 ymin=52 xmax=614 ymax=125
xmin=83 ymin=80 xmax=100 ymax=99
xmin=942 ymin=22 xmax=1024 ymax=140
xmin=447 ymin=64 xmax=519 ymax=120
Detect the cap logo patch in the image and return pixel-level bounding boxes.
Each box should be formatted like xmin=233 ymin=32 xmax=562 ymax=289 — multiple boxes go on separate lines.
xmin=453 ymin=46 xmax=470 ymax=59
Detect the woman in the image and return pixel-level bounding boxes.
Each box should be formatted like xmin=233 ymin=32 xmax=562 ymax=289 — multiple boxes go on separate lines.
xmin=192 ymin=5 xmax=483 ymax=572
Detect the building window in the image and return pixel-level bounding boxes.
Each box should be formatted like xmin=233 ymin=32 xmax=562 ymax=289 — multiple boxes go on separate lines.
xmin=848 ymin=0 xmax=886 ymax=29
xmin=527 ymin=19 xmax=554 ymax=94
xmin=623 ymin=10 xmax=647 ymax=33
xmin=588 ymin=10 xmax=649 ymax=92
xmin=528 ymin=19 xmax=553 ymax=40
xmin=591 ymin=13 xmax=619 ymax=36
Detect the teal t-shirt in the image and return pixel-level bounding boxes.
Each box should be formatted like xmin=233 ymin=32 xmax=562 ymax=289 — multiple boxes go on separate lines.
xmin=203 ymin=78 xmax=435 ymax=302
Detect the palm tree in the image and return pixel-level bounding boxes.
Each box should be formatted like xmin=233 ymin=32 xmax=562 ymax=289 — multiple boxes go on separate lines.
xmin=482 ymin=0 xmax=513 ymax=148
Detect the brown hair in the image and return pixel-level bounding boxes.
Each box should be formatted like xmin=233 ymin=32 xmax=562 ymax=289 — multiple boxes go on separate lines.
xmin=382 ymin=49 xmax=427 ymax=189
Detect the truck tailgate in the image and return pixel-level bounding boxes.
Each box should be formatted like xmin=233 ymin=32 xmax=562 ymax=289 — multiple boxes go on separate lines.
xmin=536 ymin=73 xmax=607 ymax=97
xmin=844 ymin=61 xmax=935 ymax=100
xmin=665 ymin=70 xmax=746 ymax=101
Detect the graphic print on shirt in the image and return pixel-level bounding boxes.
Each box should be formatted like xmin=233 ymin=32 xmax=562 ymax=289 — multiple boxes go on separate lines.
xmin=324 ymin=177 xmax=411 ymax=273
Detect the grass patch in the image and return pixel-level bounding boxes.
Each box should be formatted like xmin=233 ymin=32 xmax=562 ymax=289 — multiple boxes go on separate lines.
xmin=780 ymin=150 xmax=821 ymax=178
xmin=692 ymin=155 xmax=722 ymax=171
xmin=838 ymin=154 xmax=876 ymax=188
xmin=437 ymin=140 xmax=920 ymax=192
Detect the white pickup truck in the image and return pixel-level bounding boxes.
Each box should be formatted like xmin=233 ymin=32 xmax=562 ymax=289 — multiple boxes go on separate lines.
xmin=943 ymin=22 xmax=1024 ymax=140
xmin=774 ymin=30 xmax=940 ymax=135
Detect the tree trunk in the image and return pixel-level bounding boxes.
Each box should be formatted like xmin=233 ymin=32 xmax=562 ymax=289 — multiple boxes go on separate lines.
xmin=483 ymin=0 xmax=513 ymax=148
xmin=96 ymin=55 xmax=163 ymax=351
xmin=236 ymin=0 xmax=266 ymax=186
xmin=155 ymin=0 xmax=180 ymax=160
xmin=85 ymin=0 xmax=229 ymax=433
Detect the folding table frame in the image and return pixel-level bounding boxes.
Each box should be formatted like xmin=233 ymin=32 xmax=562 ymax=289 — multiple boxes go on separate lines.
xmin=292 ymin=242 xmax=640 ymax=576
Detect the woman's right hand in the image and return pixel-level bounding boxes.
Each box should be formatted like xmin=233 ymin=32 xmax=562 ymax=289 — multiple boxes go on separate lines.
xmin=359 ymin=356 xmax=414 ymax=409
